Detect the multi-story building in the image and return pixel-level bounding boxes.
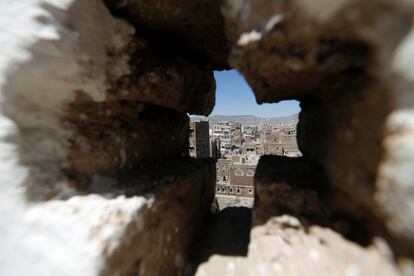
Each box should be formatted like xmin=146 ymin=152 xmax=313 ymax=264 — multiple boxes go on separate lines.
xmin=230 ymin=122 xmax=242 ymax=149
xmin=211 ymin=122 xmax=233 ymax=156
xmin=215 ymin=154 xmax=257 ymax=198
xmin=261 ymin=142 xmax=284 ymax=155
xmin=211 ymin=124 xmax=224 ymax=140
xmin=189 ymin=120 xmax=210 ymax=158
xmin=258 ymin=126 xmax=300 ymax=156
xmin=216 ymin=159 xmax=232 ymax=184
xmin=227 ymin=164 xmax=255 ymax=197
xmin=280 ymin=126 xmax=300 ymax=156
xmin=243 ymin=125 xmax=259 ymax=143
xmin=210 ymin=139 xmax=221 ymax=159
xmin=242 ymin=142 xmax=261 ymax=156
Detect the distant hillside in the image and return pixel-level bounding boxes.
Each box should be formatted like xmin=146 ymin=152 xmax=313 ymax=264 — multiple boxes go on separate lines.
xmin=191 ymin=114 xmax=299 ymax=126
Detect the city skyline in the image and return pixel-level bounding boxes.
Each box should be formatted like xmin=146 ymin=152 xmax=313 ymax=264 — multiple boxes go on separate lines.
xmin=190 ymin=117 xmax=301 ymax=208
xmin=212 ymin=70 xmax=301 ymax=118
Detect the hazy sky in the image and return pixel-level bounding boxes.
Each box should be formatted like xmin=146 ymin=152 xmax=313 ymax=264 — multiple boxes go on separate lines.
xmin=211 ymin=70 xmax=300 ymax=118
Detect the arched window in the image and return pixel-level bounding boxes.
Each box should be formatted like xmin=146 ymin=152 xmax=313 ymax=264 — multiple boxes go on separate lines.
xmin=236 ymin=188 xmax=241 ymax=194
xmin=229 ymin=187 xmax=234 ymax=193
xmin=248 ymin=189 xmax=253 ymax=194
xmin=246 ymin=169 xmax=254 ymax=177
xmin=234 ymin=168 xmax=244 ymax=176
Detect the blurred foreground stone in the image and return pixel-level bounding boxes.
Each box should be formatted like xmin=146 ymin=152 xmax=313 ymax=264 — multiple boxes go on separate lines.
xmin=223 ymin=0 xmax=414 ymax=256
xmin=0 ymin=153 xmax=215 ymax=276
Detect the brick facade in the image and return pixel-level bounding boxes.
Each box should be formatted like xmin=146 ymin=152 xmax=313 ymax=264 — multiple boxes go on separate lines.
xmin=229 ymin=165 xmax=256 ymax=186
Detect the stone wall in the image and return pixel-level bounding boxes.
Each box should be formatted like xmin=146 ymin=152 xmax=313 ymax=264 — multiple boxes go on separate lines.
xmin=223 ymin=0 xmax=414 ymax=258
xmin=1 ymin=0 xmax=414 ymax=275
xmin=0 ymin=0 xmax=217 ymax=275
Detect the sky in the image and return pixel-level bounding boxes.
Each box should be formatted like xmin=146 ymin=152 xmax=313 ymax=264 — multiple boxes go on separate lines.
xmin=211 ymin=70 xmax=300 ymax=118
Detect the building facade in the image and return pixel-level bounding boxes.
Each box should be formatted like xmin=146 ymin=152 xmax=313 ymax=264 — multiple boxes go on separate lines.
xmin=189 ymin=120 xmax=210 ymax=158
xmin=211 ymin=119 xmax=301 ymax=202
xmin=210 ymin=139 xmax=221 ymax=159
xmin=215 ymin=154 xmax=256 ymax=198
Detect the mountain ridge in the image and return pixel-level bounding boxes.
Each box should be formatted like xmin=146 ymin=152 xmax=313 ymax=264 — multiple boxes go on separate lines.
xmin=191 ymin=113 xmax=299 ymax=125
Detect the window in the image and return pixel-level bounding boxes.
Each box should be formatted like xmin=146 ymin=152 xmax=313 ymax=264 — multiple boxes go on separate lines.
xmin=210 ymin=70 xmax=301 ymax=207
xmin=246 ymin=169 xmax=254 ymax=177
xmin=234 ymin=168 xmax=244 ymax=176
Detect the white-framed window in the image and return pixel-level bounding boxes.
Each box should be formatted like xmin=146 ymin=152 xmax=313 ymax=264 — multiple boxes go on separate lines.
xmin=236 ymin=188 xmax=241 ymax=194
xmin=234 ymin=168 xmax=244 ymax=176
xmin=248 ymin=189 xmax=253 ymax=194
xmin=246 ymin=169 xmax=255 ymax=177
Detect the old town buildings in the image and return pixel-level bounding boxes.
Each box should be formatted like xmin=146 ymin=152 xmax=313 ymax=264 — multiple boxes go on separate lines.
xmin=190 ymin=118 xmax=300 ymax=207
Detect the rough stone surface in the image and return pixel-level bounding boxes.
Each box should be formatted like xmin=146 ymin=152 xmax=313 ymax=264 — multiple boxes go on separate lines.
xmin=377 ymin=26 xmax=414 ymax=251
xmin=106 ymin=35 xmax=216 ymax=115
xmin=223 ymin=0 xmax=414 ymax=255
xmin=0 ymin=150 xmax=215 ymax=276
xmin=296 ymin=80 xmax=390 ymax=220
xmin=195 ymin=215 xmax=407 ymax=276
xmin=2 ymin=0 xmax=414 ymax=275
xmin=254 ymin=156 xmax=385 ymax=245
xmin=195 ymin=155 xmax=412 ymax=276
xmin=1 ymin=0 xmax=214 ymax=124
xmin=0 ymin=1 xmax=216 ymax=275
xmin=0 ymin=0 xmax=138 ymax=200
xmin=245 ymin=217 xmax=410 ymax=276
xmin=104 ymin=0 xmax=230 ymax=70
xmin=0 ymin=0 xmax=216 ymax=200
xmin=215 ymin=195 xmax=254 ymax=210
xmin=189 ymin=207 xmax=252 ymax=275
xmin=100 ymin=158 xmax=216 ymax=276
xmin=223 ymin=0 xmax=413 ymax=103
xmin=64 ymin=101 xmax=189 ymax=177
